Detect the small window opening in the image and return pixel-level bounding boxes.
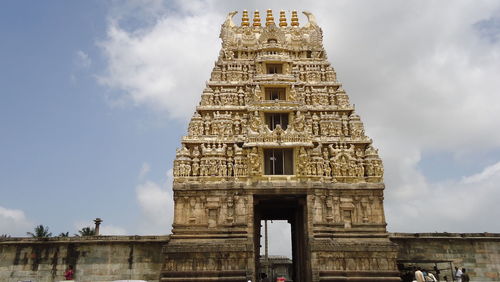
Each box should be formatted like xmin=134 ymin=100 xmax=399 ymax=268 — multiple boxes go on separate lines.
xmin=306 ymin=51 xmax=312 ymax=58
xmin=264 ymin=149 xmax=293 ymax=175
xmin=265 ymin=113 xmax=289 ymax=130
xmin=267 ymin=64 xmax=283 ymax=74
xmin=265 ymin=87 xmax=286 ymax=100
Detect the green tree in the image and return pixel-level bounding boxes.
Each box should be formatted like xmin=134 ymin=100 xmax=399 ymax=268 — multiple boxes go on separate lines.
xmin=58 ymin=232 xmax=69 ymax=237
xmin=76 ymin=227 xmax=95 ymax=236
xmin=27 ymin=225 xmax=52 ymax=238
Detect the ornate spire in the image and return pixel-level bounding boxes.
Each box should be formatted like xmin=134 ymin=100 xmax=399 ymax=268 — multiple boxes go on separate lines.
xmin=291 ymin=10 xmax=299 ymax=27
xmin=253 ymin=10 xmax=261 ymax=27
xmin=178 ymin=10 xmax=381 ymax=184
xmin=164 ymin=12 xmax=398 ymax=282
xmin=279 ymin=10 xmax=287 ymax=27
xmin=241 ymin=10 xmax=249 ymax=27
xmin=265 ymin=9 xmax=275 ymax=26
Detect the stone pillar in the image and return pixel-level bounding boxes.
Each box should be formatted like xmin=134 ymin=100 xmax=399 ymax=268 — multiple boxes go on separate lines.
xmin=94 ymin=218 xmax=102 ymax=236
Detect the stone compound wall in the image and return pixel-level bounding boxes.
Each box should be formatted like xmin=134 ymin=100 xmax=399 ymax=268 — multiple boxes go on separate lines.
xmin=390 ymin=233 xmax=500 ymax=281
xmin=0 ymin=235 xmax=168 ymax=282
xmin=2 ymin=233 xmax=500 ymax=281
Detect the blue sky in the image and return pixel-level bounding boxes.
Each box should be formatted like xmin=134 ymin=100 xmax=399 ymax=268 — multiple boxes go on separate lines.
xmin=1 ymin=1 xmax=500 ymax=254
xmin=0 ymin=1 xmax=183 ymax=235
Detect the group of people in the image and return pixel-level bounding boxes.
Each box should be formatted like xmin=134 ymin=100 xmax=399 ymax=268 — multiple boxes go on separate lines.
xmin=410 ymin=266 xmax=470 ymax=282
xmin=413 ymin=267 xmax=438 ymax=282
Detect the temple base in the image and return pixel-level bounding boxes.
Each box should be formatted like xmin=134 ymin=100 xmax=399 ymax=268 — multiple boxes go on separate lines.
xmin=160 ymin=239 xmax=254 ymax=282
xmin=312 ymin=239 xmax=401 ymax=281
xmin=160 ymin=238 xmax=400 ymax=282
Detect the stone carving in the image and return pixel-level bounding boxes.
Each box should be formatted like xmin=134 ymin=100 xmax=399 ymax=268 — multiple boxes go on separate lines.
xmin=292 ymin=111 xmax=306 ymax=132
xmin=248 ymin=147 xmax=261 ymax=175
xmin=248 ymin=111 xmax=262 ymax=133
xmin=246 ymin=125 xmax=311 ymax=146
xmin=319 ymin=112 xmax=341 ymax=136
xmin=165 ymin=11 xmax=398 ymax=282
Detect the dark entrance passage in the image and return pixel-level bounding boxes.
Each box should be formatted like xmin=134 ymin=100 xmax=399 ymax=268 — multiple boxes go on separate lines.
xmin=254 ymin=195 xmax=310 ymax=282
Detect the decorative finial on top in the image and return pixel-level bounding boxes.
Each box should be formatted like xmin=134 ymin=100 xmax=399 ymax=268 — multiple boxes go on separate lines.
xmin=279 ymin=10 xmax=287 ymax=27
xmin=303 ymin=11 xmax=318 ymax=28
xmin=291 ymin=10 xmax=299 ymax=27
xmin=253 ymin=10 xmax=261 ymax=27
xmin=241 ymin=10 xmax=249 ymax=26
xmin=265 ymin=9 xmax=275 ymax=26
xmin=223 ymin=11 xmax=238 ymax=27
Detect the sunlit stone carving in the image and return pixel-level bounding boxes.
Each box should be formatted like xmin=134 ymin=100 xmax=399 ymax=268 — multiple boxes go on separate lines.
xmin=161 ymin=10 xmax=399 ymax=282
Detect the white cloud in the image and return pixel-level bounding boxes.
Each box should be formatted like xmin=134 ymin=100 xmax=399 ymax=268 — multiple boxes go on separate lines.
xmin=99 ymin=0 xmax=500 ymax=233
xmin=0 ymin=206 xmax=33 ymax=236
xmin=462 ymin=161 xmax=500 ymax=184
xmin=387 ymin=161 xmax=500 ymax=232
xmin=135 ymin=169 xmax=174 ymax=234
xmin=312 ymin=1 xmax=500 ymax=233
xmin=98 ymin=1 xmax=221 ymax=120
xmin=75 ymin=50 xmax=92 ymax=68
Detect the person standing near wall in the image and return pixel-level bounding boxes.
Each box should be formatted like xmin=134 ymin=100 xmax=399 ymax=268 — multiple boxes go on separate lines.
xmin=64 ymin=265 xmax=74 ymax=281
xmin=461 ymin=268 xmax=470 ymax=282
xmin=415 ymin=267 xmax=425 ymax=282
xmin=455 ymin=266 xmax=463 ymax=282
xmin=427 ymin=271 xmax=438 ymax=282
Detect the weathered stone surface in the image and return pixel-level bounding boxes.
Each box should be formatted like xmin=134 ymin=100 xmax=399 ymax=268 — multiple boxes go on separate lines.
xmin=2 ymin=233 xmax=500 ymax=281
xmin=0 ymin=236 xmax=168 ymax=282
xmin=391 ymin=232 xmax=500 ymax=281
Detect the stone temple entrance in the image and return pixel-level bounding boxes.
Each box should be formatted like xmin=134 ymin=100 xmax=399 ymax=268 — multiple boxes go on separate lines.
xmin=160 ymin=10 xmax=401 ymax=282
xmin=254 ymin=195 xmax=310 ymax=282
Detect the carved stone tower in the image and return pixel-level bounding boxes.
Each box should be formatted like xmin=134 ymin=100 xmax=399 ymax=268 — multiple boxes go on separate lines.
xmin=160 ymin=10 xmax=400 ymax=282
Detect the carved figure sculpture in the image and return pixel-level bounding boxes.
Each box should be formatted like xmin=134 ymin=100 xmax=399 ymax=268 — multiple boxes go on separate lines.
xmin=248 ymin=147 xmax=261 ymax=175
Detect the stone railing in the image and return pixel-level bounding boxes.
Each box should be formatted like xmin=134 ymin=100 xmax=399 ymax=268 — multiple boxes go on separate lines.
xmin=256 ymin=49 xmax=290 ymax=61
xmin=253 ymin=73 xmax=295 ymax=82
xmin=244 ymin=128 xmax=312 ymax=147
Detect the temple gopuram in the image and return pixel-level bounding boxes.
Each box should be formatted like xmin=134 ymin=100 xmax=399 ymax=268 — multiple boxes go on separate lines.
xmin=161 ymin=10 xmax=400 ymax=282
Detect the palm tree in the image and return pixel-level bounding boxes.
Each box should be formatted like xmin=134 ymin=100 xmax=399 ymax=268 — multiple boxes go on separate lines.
xmin=58 ymin=232 xmax=69 ymax=237
xmin=27 ymin=225 xmax=52 ymax=238
xmin=76 ymin=227 xmax=95 ymax=236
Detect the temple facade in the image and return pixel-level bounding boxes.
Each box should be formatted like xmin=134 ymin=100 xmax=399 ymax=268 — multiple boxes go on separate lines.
xmin=161 ymin=10 xmax=400 ymax=282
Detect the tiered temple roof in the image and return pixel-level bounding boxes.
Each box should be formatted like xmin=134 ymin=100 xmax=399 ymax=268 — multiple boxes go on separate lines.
xmin=173 ymin=10 xmax=383 ymax=185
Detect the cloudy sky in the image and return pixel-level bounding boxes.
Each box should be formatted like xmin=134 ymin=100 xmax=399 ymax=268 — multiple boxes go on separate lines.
xmin=1 ymin=0 xmax=500 ymax=256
